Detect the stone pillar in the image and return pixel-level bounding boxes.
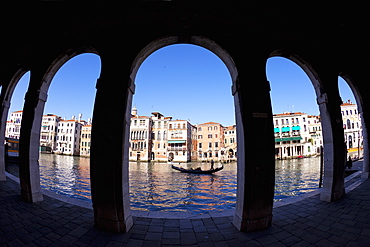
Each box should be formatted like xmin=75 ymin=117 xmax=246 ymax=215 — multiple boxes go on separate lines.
xmin=317 ymin=86 xmax=346 ymax=202
xmin=232 ymin=61 xmax=275 ymax=232
xmin=0 ymin=68 xmax=26 ymax=181
xmin=360 ymin=109 xmax=370 ymax=178
xmin=0 ymin=100 xmax=10 ymax=181
xmin=90 ymin=54 xmax=133 ymax=233
xmin=361 ymin=126 xmax=370 ymax=178
xmin=19 ymin=69 xmax=46 ymax=203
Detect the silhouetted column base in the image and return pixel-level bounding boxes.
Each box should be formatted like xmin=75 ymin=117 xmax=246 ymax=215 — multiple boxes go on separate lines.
xmin=94 ymin=215 xmax=133 ymax=233
xmin=21 ymin=190 xmax=43 ymax=203
xmin=233 ymin=214 xmax=272 ymax=232
xmin=0 ymin=171 xmax=6 ymax=181
xmin=362 ymin=172 xmax=370 ymax=178
xmin=320 ymin=185 xmax=345 ymax=202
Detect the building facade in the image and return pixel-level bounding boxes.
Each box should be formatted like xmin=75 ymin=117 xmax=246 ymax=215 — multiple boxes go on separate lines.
xmin=196 ymin=122 xmax=225 ymax=162
xmin=56 ymin=119 xmax=83 ymax=155
xmin=80 ymin=124 xmax=92 ymax=156
xmin=341 ymin=100 xmax=363 ymax=157
xmin=307 ymin=115 xmax=323 ymax=154
xmin=167 ymin=119 xmax=197 ymax=162
xmin=273 ymin=112 xmax=319 ymax=159
xmin=150 ymin=112 xmax=172 ymax=162
xmin=5 ymin=110 xmax=23 ymax=139
xmin=40 ymin=114 xmax=61 ymax=152
xmin=224 ymin=125 xmax=237 ymax=161
xmin=129 ymin=107 xmax=152 ymax=161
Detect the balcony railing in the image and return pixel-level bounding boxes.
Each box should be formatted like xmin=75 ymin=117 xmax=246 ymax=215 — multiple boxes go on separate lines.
xmin=167 ymin=147 xmax=186 ymax=151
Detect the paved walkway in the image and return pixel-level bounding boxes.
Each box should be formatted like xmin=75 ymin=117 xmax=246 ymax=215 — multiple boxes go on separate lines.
xmin=1 ymin=164 xmax=370 ymax=246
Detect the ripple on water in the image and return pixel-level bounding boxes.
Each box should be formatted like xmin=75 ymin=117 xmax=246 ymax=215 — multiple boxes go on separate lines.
xmin=5 ymin=154 xmax=322 ymax=212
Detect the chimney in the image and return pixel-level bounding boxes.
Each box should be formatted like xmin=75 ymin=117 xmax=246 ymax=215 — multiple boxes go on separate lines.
xmin=72 ymin=115 xmax=75 ymax=120
xmin=78 ymin=113 xmax=82 ymax=122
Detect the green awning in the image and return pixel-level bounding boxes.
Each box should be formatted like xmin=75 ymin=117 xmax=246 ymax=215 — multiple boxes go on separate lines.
xmin=168 ymin=140 xmax=186 ymax=144
xmin=275 ymin=136 xmax=302 ymax=142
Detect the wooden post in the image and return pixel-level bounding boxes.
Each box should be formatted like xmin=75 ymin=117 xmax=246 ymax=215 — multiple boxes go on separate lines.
xmin=319 ymin=146 xmax=324 ymax=188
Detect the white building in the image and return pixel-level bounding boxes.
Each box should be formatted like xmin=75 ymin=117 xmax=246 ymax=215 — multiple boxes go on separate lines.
xmin=129 ymin=107 xmax=152 ymax=161
xmin=341 ymin=100 xmax=363 ymax=157
xmin=273 ymin=112 xmax=319 ymax=158
xmin=40 ymin=114 xmax=61 ymax=151
xmin=167 ymin=119 xmax=197 ymax=162
xmin=150 ymin=112 xmax=172 ymax=162
xmin=307 ymin=115 xmax=323 ymax=154
xmin=5 ymin=110 xmax=23 ymax=139
xmin=224 ymin=125 xmax=237 ymax=161
xmin=56 ymin=118 xmax=83 ymax=155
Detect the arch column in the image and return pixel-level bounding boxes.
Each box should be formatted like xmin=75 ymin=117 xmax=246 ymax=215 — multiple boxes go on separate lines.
xmin=0 ymin=68 xmax=27 ymax=181
xmin=90 ymin=52 xmax=133 ymax=233
xmin=19 ymin=69 xmax=47 ymax=203
xmin=317 ymin=76 xmax=346 ymax=202
xmin=232 ymin=58 xmax=275 ymax=232
xmin=0 ymin=100 xmax=10 ymax=181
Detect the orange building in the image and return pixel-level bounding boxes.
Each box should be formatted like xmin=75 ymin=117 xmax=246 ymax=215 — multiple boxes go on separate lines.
xmin=196 ymin=122 xmax=225 ymax=162
xmin=80 ymin=124 xmax=92 ymax=156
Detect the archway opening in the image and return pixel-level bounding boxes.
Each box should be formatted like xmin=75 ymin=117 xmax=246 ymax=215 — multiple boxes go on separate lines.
xmin=129 ymin=41 xmax=237 ymax=214
xmin=5 ymin=72 xmax=30 ymax=142
xmin=3 ymin=71 xmax=30 ymax=177
xmin=38 ymin=53 xmax=101 ymax=200
xmin=266 ymin=56 xmax=323 ymax=201
xmin=338 ymin=75 xmax=367 ymax=172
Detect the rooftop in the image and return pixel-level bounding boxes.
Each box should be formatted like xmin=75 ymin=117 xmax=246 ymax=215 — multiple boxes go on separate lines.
xmin=274 ymin=112 xmax=307 ymax=117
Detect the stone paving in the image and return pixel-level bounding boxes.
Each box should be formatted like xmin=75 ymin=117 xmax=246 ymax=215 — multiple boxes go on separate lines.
xmin=1 ymin=164 xmax=370 ymax=246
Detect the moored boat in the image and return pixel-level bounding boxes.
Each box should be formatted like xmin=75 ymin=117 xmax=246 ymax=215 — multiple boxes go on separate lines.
xmin=171 ymin=164 xmax=223 ymax=174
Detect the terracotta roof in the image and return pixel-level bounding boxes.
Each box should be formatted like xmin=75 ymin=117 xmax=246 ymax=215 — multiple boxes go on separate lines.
xmin=131 ymin=116 xmax=149 ymax=119
xmin=274 ymin=112 xmax=306 ymax=116
xmin=198 ymin=121 xmax=220 ymax=125
xmin=341 ymin=102 xmax=356 ymax=106
xmin=225 ymin=125 xmax=236 ymax=130
xmin=60 ymin=119 xmax=79 ymax=122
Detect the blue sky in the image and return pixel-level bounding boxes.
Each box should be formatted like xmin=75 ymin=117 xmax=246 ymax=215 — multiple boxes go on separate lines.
xmin=9 ymin=44 xmax=355 ymax=126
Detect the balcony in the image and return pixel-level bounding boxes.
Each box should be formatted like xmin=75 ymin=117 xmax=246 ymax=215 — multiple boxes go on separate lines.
xmin=167 ymin=147 xmax=186 ymax=151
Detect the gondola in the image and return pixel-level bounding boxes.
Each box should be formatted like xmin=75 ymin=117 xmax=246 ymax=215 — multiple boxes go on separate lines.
xmin=171 ymin=164 xmax=223 ymax=174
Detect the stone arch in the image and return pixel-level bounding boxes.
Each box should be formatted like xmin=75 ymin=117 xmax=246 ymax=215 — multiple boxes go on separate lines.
xmin=0 ymin=68 xmax=29 ymax=181
xmin=128 ymin=35 xmax=247 ymax=216
xmin=39 ymin=47 xmax=99 ymax=94
xmin=339 ymin=72 xmax=370 ymax=178
xmin=18 ymin=47 xmax=100 ymax=203
xmin=268 ymin=50 xmax=346 ymax=202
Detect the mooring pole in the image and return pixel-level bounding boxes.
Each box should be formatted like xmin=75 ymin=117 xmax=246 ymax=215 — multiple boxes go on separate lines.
xmin=319 ymin=146 xmax=324 ymax=188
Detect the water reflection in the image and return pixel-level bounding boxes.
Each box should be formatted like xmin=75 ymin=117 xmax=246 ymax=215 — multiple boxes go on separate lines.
xmin=39 ymin=154 xmax=91 ymax=200
xmin=5 ymin=154 xmax=321 ymax=212
xmin=275 ymin=157 xmax=320 ymax=200
xmin=129 ymin=162 xmax=236 ymax=212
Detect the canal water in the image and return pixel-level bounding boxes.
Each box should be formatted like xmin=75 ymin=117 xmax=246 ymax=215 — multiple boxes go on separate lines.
xmin=6 ymin=154 xmax=321 ymax=213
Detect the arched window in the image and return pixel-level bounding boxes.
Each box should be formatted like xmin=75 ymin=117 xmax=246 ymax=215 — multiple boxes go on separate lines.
xmin=347 ymin=119 xmax=351 ymax=129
